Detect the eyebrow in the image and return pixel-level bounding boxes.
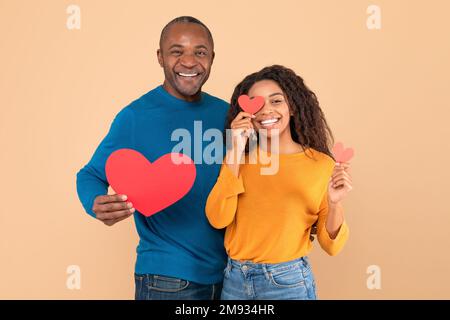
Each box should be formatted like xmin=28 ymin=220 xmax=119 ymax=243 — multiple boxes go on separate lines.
xmin=269 ymin=92 xmax=284 ymax=97
xmin=168 ymin=44 xmax=183 ymax=50
xmin=168 ymin=44 xmax=209 ymax=50
xmin=250 ymin=92 xmax=284 ymax=99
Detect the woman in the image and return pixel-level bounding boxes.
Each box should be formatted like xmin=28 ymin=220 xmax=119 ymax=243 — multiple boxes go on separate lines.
xmin=205 ymin=65 xmax=352 ymax=300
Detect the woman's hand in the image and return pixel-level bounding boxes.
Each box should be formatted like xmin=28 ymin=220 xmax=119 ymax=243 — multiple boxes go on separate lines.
xmin=328 ymin=162 xmax=352 ymax=204
xmin=230 ymin=111 xmax=255 ymax=150
xmin=225 ymin=112 xmax=255 ymax=174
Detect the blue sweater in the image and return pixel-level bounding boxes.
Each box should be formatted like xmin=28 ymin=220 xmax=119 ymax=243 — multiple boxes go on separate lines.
xmin=76 ymin=85 xmax=229 ymax=284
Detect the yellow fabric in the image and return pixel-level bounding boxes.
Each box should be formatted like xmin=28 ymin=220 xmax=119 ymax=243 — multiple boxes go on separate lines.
xmin=206 ymin=148 xmax=349 ymax=263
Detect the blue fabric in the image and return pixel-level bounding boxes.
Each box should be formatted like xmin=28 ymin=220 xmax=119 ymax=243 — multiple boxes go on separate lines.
xmin=134 ymin=274 xmax=222 ymax=300
xmin=221 ymin=256 xmax=318 ymax=300
xmin=76 ymin=85 xmax=229 ymax=285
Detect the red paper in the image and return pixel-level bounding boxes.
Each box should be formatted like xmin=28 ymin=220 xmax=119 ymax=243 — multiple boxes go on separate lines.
xmin=105 ymin=149 xmax=196 ymax=217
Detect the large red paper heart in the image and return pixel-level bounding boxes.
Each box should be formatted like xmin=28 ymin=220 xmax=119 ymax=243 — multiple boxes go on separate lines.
xmin=105 ymin=149 xmax=196 ymax=217
xmin=332 ymin=142 xmax=354 ymax=163
xmin=238 ymin=95 xmax=265 ymax=114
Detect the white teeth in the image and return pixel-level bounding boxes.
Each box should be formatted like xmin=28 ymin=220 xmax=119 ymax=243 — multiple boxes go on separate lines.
xmin=178 ymin=72 xmax=198 ymax=77
xmin=260 ymin=118 xmax=279 ymax=125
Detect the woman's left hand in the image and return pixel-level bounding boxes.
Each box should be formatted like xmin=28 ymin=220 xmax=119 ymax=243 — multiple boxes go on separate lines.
xmin=328 ymin=162 xmax=353 ymax=204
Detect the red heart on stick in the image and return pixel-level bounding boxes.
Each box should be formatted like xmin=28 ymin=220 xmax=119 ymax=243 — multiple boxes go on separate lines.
xmin=332 ymin=142 xmax=354 ymax=163
xmin=238 ymin=95 xmax=265 ymax=114
xmin=105 ymin=149 xmax=196 ymax=217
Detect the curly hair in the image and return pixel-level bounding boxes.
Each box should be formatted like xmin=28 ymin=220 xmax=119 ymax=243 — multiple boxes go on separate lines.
xmin=225 ymin=65 xmax=335 ymax=160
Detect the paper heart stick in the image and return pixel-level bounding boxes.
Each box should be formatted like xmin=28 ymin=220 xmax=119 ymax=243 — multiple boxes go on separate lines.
xmin=238 ymin=95 xmax=265 ymax=114
xmin=332 ymin=142 xmax=354 ymax=163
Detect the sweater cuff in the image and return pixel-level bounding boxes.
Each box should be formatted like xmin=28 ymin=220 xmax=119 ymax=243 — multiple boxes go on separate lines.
xmin=217 ymin=164 xmax=245 ymax=196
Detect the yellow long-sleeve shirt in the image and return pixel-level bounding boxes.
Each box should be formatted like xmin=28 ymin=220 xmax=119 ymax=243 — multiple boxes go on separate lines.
xmin=206 ymin=147 xmax=349 ymax=263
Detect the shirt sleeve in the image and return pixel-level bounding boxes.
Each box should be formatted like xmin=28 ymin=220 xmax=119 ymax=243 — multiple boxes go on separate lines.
xmin=76 ymin=107 xmax=135 ymax=217
xmin=205 ymin=163 xmax=245 ymax=229
xmin=316 ymin=189 xmax=350 ymax=256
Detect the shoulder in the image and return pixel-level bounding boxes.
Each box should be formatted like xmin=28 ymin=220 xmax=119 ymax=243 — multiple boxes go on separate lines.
xmin=306 ymin=148 xmax=336 ymax=172
xmin=202 ymin=92 xmax=230 ymax=110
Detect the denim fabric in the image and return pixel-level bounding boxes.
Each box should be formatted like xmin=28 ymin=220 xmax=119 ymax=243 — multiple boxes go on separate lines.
xmin=135 ymin=274 xmax=222 ymax=300
xmin=220 ymin=256 xmax=317 ymax=300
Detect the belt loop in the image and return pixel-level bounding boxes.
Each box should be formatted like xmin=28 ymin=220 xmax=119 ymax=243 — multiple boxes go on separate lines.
xmin=262 ymin=264 xmax=270 ymax=281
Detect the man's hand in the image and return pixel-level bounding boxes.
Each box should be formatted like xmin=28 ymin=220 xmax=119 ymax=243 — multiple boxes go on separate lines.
xmin=92 ymin=194 xmax=135 ymax=226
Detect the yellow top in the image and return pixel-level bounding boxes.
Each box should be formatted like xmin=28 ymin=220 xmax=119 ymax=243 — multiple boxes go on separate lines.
xmin=206 ymin=147 xmax=349 ymax=263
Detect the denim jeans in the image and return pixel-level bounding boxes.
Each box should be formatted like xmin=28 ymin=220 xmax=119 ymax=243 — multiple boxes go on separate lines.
xmin=221 ymin=256 xmax=317 ymax=300
xmin=134 ymin=274 xmax=223 ymax=300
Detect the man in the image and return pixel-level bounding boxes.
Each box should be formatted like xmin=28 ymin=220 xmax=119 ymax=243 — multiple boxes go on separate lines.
xmin=76 ymin=16 xmax=228 ymax=300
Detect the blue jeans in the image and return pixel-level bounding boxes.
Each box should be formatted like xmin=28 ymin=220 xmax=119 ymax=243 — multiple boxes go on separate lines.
xmin=221 ymin=256 xmax=317 ymax=300
xmin=134 ymin=274 xmax=222 ymax=300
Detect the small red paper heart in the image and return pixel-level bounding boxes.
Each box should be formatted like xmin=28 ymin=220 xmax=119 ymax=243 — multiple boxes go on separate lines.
xmin=238 ymin=95 xmax=265 ymax=114
xmin=332 ymin=142 xmax=354 ymax=163
xmin=105 ymin=149 xmax=196 ymax=217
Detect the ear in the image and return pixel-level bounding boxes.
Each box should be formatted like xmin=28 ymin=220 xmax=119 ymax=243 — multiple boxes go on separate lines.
xmin=211 ymin=51 xmax=215 ymax=65
xmin=157 ymin=49 xmax=163 ymax=67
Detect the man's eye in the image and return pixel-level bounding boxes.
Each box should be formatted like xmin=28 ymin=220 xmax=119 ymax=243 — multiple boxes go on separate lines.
xmin=171 ymin=51 xmax=182 ymax=55
xmin=196 ymin=51 xmax=207 ymax=56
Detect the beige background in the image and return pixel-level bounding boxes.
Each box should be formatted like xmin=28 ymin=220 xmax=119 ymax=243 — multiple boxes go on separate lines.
xmin=1 ymin=0 xmax=449 ymax=299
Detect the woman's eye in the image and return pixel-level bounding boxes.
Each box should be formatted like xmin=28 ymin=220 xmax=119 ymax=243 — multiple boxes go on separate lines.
xmin=272 ymin=100 xmax=282 ymax=104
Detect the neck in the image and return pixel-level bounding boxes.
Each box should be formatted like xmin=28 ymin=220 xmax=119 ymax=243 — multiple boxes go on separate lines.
xmin=261 ymin=128 xmax=301 ymax=154
xmin=163 ymin=81 xmax=201 ymax=102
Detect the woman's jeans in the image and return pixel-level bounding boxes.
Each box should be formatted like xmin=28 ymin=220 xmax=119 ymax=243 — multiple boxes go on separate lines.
xmin=221 ymin=256 xmax=317 ymax=300
xmin=135 ymin=274 xmax=222 ymax=300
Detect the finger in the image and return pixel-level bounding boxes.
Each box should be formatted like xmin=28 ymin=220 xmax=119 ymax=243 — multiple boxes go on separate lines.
xmin=332 ymin=180 xmax=353 ymax=192
xmin=331 ymin=168 xmax=345 ymax=177
xmin=102 ymin=213 xmax=133 ymax=226
xmin=335 ymin=162 xmax=351 ymax=168
xmin=234 ymin=112 xmax=256 ymax=121
xmin=97 ymin=208 xmax=135 ymax=220
xmin=331 ymin=177 xmax=352 ymax=188
xmin=332 ymin=165 xmax=348 ymax=173
xmin=332 ymin=174 xmax=352 ymax=184
xmin=231 ymin=119 xmax=253 ymax=128
xmin=98 ymin=201 xmax=133 ymax=213
xmin=331 ymin=170 xmax=352 ymax=180
xmin=95 ymin=194 xmax=127 ymax=204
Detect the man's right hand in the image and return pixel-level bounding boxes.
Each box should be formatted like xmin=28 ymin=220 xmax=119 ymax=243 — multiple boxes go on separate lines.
xmin=92 ymin=194 xmax=135 ymax=226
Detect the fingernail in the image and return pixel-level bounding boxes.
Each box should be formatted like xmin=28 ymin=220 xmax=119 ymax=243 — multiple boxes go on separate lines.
xmin=127 ymin=202 xmax=133 ymax=208
xmin=130 ymin=208 xmax=135 ymax=213
xmin=336 ymin=162 xmax=341 ymax=166
xmin=252 ymin=115 xmax=256 ymax=118
xmin=122 ymin=195 xmax=127 ymax=201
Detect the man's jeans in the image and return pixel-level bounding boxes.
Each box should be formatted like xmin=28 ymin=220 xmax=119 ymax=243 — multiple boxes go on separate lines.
xmin=221 ymin=256 xmax=317 ymax=300
xmin=134 ymin=274 xmax=222 ymax=300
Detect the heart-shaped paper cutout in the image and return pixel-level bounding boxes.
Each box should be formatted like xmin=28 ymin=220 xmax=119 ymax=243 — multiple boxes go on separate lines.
xmin=105 ymin=149 xmax=196 ymax=217
xmin=332 ymin=142 xmax=354 ymax=163
xmin=238 ymin=95 xmax=265 ymax=114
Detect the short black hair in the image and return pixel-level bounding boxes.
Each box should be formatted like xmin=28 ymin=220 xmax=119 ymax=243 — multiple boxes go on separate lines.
xmin=159 ymin=16 xmax=214 ymax=48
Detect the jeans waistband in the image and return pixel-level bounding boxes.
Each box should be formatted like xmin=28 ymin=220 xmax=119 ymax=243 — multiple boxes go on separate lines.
xmin=227 ymin=256 xmax=310 ymax=272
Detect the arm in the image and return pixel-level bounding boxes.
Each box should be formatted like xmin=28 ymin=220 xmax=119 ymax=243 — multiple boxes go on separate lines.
xmin=76 ymin=106 xmax=136 ymax=225
xmin=316 ymin=162 xmax=352 ymax=255
xmin=316 ymin=192 xmax=349 ymax=256
xmin=205 ymin=163 xmax=245 ymax=229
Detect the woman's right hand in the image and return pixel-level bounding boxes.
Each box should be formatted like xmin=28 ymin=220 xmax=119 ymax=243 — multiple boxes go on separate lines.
xmin=225 ymin=112 xmax=255 ymax=174
xmin=230 ymin=111 xmax=255 ymax=150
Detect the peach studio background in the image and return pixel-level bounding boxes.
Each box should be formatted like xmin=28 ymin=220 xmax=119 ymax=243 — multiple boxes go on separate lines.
xmin=1 ymin=0 xmax=449 ymax=299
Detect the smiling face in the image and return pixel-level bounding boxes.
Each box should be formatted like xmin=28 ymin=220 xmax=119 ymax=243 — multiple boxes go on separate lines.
xmin=249 ymin=80 xmax=292 ymax=139
xmin=157 ymin=22 xmax=214 ymax=102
